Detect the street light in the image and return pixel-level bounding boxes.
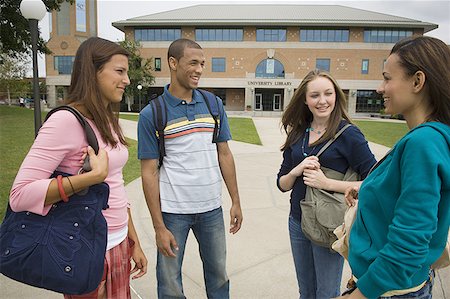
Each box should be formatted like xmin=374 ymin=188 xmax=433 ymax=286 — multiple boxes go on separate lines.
xmin=20 ymin=0 xmax=47 ymax=137
xmin=137 ymin=84 xmax=142 ymax=111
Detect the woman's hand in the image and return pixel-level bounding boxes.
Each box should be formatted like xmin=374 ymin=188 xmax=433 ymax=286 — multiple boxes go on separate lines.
xmin=290 ymin=156 xmax=320 ymax=177
xmin=303 ymin=167 xmax=329 ymax=189
xmin=345 ymin=186 xmax=359 ymax=207
xmin=130 ymin=242 xmax=148 ymax=280
xmin=82 ymin=146 xmax=109 ymax=184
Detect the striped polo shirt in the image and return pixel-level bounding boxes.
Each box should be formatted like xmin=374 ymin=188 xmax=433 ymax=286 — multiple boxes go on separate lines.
xmin=138 ymin=85 xmax=232 ymax=214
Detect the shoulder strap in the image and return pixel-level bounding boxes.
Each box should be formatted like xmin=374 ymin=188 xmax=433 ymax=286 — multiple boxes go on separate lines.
xmin=150 ymin=96 xmax=167 ymax=167
xmin=45 ymin=105 xmax=99 ymax=172
xmin=315 ymin=124 xmax=352 ymax=158
xmin=198 ymin=89 xmax=220 ymax=142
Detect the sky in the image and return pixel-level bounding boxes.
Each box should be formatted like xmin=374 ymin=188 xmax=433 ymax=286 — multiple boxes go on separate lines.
xmin=35 ymin=0 xmax=450 ymax=77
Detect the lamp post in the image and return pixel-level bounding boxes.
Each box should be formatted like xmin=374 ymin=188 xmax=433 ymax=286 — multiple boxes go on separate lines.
xmin=137 ymin=84 xmax=142 ymax=111
xmin=20 ymin=0 xmax=47 ymax=137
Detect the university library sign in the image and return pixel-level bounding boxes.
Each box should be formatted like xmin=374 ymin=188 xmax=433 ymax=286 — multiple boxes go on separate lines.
xmin=248 ymin=81 xmax=293 ymax=87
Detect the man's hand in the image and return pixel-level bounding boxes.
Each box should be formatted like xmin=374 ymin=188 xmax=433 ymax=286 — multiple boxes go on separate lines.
xmin=229 ymin=203 xmax=243 ymax=234
xmin=155 ymin=227 xmax=179 ymax=257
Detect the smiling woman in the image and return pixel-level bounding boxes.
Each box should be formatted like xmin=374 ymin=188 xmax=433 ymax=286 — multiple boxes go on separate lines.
xmin=7 ymin=37 xmax=148 ymax=298
xmin=277 ymin=69 xmax=376 ymax=299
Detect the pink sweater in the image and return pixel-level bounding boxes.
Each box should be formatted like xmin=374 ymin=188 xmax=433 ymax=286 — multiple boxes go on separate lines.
xmin=10 ymin=110 xmax=129 ymax=234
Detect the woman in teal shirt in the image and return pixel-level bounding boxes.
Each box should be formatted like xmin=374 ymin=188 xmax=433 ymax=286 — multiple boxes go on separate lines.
xmin=340 ymin=36 xmax=450 ymax=298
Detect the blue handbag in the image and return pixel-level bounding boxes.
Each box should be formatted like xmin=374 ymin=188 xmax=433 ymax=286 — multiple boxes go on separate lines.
xmin=0 ymin=106 xmax=109 ymax=295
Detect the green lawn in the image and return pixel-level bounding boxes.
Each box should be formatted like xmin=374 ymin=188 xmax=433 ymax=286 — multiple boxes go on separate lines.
xmin=120 ymin=114 xmax=262 ymax=145
xmin=354 ymin=120 xmax=409 ymax=148
xmin=0 ymin=105 xmax=408 ymax=219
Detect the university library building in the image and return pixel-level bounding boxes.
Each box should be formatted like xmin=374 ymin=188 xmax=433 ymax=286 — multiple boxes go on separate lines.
xmin=45 ymin=3 xmax=438 ymax=116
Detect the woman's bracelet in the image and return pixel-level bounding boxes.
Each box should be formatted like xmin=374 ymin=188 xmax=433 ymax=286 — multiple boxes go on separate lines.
xmin=56 ymin=175 xmax=69 ymax=202
xmin=66 ymin=176 xmax=76 ymax=195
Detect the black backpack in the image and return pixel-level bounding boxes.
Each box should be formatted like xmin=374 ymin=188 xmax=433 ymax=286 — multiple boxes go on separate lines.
xmin=150 ymin=89 xmax=221 ymax=166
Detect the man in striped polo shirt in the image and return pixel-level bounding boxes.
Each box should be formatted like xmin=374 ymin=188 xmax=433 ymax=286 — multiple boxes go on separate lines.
xmin=138 ymin=39 xmax=243 ymax=299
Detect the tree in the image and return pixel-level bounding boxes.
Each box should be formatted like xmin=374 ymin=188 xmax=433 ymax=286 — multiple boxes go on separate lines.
xmin=119 ymin=40 xmax=155 ymax=111
xmin=0 ymin=0 xmax=73 ymax=57
xmin=0 ymin=54 xmax=31 ymax=104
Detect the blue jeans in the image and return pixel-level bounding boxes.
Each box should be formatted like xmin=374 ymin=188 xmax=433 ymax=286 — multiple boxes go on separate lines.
xmin=379 ymin=270 xmax=434 ymax=299
xmin=157 ymin=207 xmax=229 ymax=299
xmin=289 ymin=215 xmax=344 ymax=299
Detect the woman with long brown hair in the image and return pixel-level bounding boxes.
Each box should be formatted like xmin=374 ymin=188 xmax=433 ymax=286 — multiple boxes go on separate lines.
xmin=277 ymin=69 xmax=375 ymax=298
xmin=10 ymin=37 xmax=147 ymax=298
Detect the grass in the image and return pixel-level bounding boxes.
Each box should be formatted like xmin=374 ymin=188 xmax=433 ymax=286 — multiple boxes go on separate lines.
xmin=119 ymin=114 xmax=262 ymax=145
xmin=0 ymin=106 xmax=45 ymax=219
xmin=123 ymin=138 xmax=140 ymax=184
xmin=0 ymin=105 xmax=409 ymax=220
xmin=354 ymin=120 xmax=409 ymax=148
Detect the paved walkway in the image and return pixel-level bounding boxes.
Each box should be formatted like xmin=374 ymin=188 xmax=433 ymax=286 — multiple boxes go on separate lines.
xmin=1 ymin=117 xmax=448 ymax=298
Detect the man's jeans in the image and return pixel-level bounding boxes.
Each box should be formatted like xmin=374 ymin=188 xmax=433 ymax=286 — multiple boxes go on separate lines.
xmin=157 ymin=207 xmax=229 ymax=299
xmin=289 ymin=215 xmax=344 ymax=299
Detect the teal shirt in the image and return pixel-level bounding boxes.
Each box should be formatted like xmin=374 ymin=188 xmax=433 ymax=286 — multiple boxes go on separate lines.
xmin=348 ymin=122 xmax=450 ymax=298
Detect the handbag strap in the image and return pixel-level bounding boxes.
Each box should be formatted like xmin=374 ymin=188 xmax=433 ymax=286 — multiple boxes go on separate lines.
xmin=315 ymin=124 xmax=352 ymax=158
xmin=44 ymin=105 xmax=99 ymax=172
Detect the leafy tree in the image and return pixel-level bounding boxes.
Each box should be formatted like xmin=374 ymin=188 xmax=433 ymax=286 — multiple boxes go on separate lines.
xmin=0 ymin=54 xmax=31 ymax=104
xmin=119 ymin=40 xmax=155 ymax=111
xmin=0 ymin=0 xmax=73 ymax=57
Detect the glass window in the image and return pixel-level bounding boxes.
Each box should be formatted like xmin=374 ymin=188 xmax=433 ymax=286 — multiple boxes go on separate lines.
xmin=76 ymin=0 xmax=86 ymax=32
xmin=216 ymin=29 xmax=222 ymax=40
xmin=236 ymin=29 xmax=243 ymax=40
xmin=256 ymin=29 xmax=286 ymax=42
xmin=342 ymin=30 xmax=349 ymax=42
xmin=54 ymin=56 xmax=75 ymax=74
xmin=230 ymin=29 xmax=237 ymax=40
xmin=255 ymin=59 xmax=285 ymax=78
xmin=135 ymin=29 xmax=181 ymax=41
xmin=327 ymin=30 xmax=334 ymax=41
xmin=361 ymin=59 xmax=369 ymax=74
xmin=377 ymin=30 xmax=385 ymax=43
xmin=364 ymin=29 xmax=413 ymax=43
xmin=320 ymin=30 xmax=327 ymax=42
xmin=385 ymin=30 xmax=392 ymax=43
xmin=195 ymin=28 xmax=243 ymax=41
xmin=316 ymin=59 xmax=330 ymax=72
xmin=212 ymin=58 xmax=226 ymax=72
xmin=161 ymin=29 xmax=168 ymax=40
xmin=154 ymin=58 xmax=161 ymax=72
xmin=356 ymin=90 xmax=384 ymax=113
xmin=300 ymin=29 xmax=349 ymax=42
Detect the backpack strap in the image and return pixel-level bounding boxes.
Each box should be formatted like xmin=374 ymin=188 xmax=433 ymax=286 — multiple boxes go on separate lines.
xmin=150 ymin=96 xmax=167 ymax=167
xmin=45 ymin=105 xmax=99 ymax=172
xmin=198 ymin=89 xmax=220 ymax=143
xmin=315 ymin=124 xmax=352 ymax=158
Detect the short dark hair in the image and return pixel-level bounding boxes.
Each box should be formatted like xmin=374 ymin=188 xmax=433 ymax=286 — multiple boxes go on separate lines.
xmin=167 ymin=38 xmax=202 ymax=63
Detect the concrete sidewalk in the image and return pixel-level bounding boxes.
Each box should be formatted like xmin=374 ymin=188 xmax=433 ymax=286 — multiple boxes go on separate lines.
xmin=1 ymin=117 xmax=448 ymax=298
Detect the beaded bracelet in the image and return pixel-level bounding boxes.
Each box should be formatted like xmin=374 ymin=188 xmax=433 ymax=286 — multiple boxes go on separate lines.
xmin=66 ymin=176 xmax=75 ymax=194
xmin=56 ymin=175 xmax=69 ymax=202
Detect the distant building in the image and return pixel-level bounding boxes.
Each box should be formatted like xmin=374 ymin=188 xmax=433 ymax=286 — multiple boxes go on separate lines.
xmin=112 ymin=4 xmax=437 ymax=115
xmin=45 ymin=0 xmax=97 ymax=108
xmin=45 ymin=3 xmax=437 ymax=116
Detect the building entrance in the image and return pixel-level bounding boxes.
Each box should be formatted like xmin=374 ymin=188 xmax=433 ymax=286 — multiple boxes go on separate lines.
xmin=254 ymin=88 xmax=284 ymax=111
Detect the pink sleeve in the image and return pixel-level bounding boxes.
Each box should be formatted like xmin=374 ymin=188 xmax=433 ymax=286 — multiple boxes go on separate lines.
xmin=9 ymin=110 xmax=86 ymax=215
